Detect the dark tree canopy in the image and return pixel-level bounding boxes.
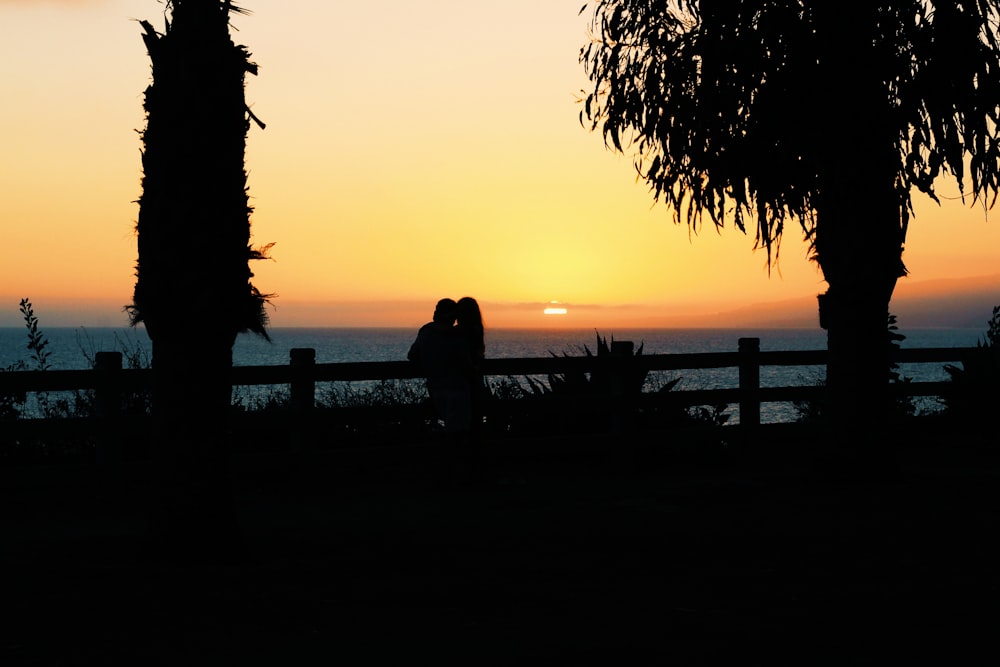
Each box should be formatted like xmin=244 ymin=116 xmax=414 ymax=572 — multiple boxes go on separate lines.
xmin=579 ymin=1 xmax=1000 ymax=264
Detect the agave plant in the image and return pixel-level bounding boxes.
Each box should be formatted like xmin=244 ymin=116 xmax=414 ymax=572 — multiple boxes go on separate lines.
xmin=525 ymin=330 xmax=648 ymax=397
xmin=518 ymin=331 xmax=727 ymax=433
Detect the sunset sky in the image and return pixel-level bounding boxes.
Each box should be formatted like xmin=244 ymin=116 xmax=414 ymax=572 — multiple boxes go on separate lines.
xmin=3 ymin=0 xmax=1000 ymax=330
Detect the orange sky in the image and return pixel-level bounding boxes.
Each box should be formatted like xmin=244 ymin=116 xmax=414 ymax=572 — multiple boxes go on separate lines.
xmin=3 ymin=0 xmax=1000 ymax=330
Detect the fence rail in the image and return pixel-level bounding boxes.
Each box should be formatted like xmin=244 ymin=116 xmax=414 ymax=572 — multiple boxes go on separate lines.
xmin=0 ymin=338 xmax=975 ymax=463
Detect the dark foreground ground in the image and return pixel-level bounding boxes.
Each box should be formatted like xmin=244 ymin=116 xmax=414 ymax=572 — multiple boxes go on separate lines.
xmin=3 ymin=431 xmax=1000 ymax=665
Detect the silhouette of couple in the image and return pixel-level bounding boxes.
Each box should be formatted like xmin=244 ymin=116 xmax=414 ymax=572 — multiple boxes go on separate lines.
xmin=408 ymin=297 xmax=486 ymax=439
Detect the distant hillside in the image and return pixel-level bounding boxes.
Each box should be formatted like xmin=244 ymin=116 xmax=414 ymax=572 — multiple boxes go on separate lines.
xmin=696 ymin=274 xmax=1000 ymax=329
xmin=892 ymin=275 xmax=1000 ymax=328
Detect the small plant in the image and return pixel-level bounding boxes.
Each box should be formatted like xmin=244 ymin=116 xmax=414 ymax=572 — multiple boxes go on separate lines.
xmin=17 ymin=298 xmax=75 ymax=418
xmin=1 ymin=299 xmax=44 ymax=424
xmin=76 ymin=327 xmax=151 ymax=372
xmin=232 ymin=385 xmax=290 ymax=413
xmin=887 ymin=313 xmax=917 ymax=419
xmin=20 ymin=298 xmax=51 ymax=371
xmin=0 ymin=358 xmax=27 ymax=420
xmin=75 ymin=327 xmax=152 ymax=418
xmin=318 ymin=379 xmax=426 ymax=409
xmin=307 ymin=379 xmax=434 ymax=446
xmin=487 ymin=375 xmax=529 ymax=402
xmin=686 ymin=403 xmax=731 ymax=428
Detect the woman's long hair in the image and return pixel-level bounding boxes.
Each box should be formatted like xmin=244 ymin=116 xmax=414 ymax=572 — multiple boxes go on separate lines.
xmin=456 ymin=296 xmax=485 ymax=361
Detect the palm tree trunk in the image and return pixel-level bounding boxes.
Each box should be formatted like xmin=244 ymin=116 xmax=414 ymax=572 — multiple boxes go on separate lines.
xmin=815 ymin=156 xmax=905 ymax=468
xmin=133 ymin=1 xmax=269 ymax=562
xmin=810 ymin=4 xmax=907 ymax=470
xmin=145 ymin=335 xmax=243 ymax=561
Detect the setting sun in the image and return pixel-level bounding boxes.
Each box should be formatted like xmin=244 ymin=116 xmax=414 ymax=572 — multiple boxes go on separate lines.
xmin=544 ymin=302 xmax=569 ymax=316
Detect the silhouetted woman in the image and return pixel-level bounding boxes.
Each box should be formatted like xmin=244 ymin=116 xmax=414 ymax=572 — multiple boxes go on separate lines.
xmin=456 ymin=296 xmax=486 ymax=434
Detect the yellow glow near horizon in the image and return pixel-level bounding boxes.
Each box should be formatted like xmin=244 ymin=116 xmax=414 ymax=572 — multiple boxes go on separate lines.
xmin=2 ymin=1 xmax=1000 ymax=329
xmin=544 ymin=306 xmax=569 ymax=316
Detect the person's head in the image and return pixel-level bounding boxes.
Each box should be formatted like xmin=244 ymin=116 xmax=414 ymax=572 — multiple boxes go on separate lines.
xmin=456 ymin=296 xmax=483 ymax=329
xmin=432 ymin=298 xmax=457 ymax=326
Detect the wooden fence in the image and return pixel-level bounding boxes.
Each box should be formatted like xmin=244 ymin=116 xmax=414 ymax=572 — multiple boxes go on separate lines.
xmin=0 ymin=337 xmax=974 ymax=463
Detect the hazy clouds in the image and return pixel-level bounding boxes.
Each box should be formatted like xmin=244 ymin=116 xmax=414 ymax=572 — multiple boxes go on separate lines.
xmin=0 ymin=0 xmax=108 ymax=7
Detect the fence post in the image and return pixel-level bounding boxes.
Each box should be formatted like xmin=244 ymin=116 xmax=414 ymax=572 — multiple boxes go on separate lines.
xmin=610 ymin=340 xmax=634 ymax=434
xmin=289 ymin=348 xmax=316 ymax=450
xmin=738 ymin=337 xmax=761 ymax=435
xmin=95 ymin=351 xmax=123 ymax=467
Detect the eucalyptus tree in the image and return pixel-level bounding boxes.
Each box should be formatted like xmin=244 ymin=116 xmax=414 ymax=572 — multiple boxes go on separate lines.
xmin=131 ymin=0 xmax=272 ymax=557
xmin=579 ymin=1 xmax=1000 ymax=443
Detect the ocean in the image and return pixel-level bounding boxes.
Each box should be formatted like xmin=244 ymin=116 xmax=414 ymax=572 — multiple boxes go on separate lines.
xmin=0 ymin=325 xmax=986 ymax=423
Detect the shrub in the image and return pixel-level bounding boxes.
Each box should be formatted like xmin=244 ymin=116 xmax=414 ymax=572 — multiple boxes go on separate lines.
xmin=942 ymin=305 xmax=1000 ymax=426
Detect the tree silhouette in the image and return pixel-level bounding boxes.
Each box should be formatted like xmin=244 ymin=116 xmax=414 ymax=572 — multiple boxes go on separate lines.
xmin=130 ymin=0 xmax=272 ymax=559
xmin=579 ymin=1 xmax=1000 ymax=448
